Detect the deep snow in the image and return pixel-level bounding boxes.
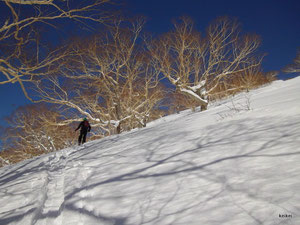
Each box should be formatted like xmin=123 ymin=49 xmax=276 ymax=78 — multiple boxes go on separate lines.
xmin=0 ymin=77 xmax=300 ymax=225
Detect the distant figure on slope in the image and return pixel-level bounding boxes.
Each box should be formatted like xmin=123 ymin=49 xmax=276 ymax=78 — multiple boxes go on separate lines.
xmin=75 ymin=118 xmax=91 ymax=146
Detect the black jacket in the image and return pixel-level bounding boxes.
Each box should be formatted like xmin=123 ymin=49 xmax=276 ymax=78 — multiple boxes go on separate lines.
xmin=75 ymin=120 xmax=91 ymax=133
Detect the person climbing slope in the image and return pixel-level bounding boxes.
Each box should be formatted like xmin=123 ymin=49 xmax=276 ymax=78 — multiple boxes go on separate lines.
xmin=75 ymin=118 xmax=91 ymax=146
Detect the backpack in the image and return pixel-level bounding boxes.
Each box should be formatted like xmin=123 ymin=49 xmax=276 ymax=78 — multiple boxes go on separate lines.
xmin=83 ymin=120 xmax=90 ymax=128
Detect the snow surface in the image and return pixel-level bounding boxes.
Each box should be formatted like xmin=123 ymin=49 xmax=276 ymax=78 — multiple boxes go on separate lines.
xmin=1 ymin=77 xmax=300 ymax=225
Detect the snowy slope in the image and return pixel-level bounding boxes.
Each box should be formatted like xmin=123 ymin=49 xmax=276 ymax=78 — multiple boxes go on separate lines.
xmin=0 ymin=77 xmax=300 ymax=225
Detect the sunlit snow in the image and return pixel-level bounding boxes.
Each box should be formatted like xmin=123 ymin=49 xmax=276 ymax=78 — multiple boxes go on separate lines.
xmin=0 ymin=77 xmax=300 ymax=225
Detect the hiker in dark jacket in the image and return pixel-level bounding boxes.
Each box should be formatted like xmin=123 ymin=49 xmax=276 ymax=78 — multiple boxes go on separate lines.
xmin=75 ymin=118 xmax=91 ymax=145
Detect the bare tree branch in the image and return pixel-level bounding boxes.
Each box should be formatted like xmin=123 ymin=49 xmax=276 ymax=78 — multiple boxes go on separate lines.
xmin=30 ymin=19 xmax=164 ymax=134
xmin=0 ymin=0 xmax=114 ymax=100
xmin=283 ymin=48 xmax=300 ymax=74
xmin=0 ymin=103 xmax=76 ymax=166
xmin=149 ymin=16 xmax=263 ymax=111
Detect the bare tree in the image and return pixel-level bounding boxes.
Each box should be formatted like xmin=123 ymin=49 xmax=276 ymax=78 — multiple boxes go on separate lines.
xmin=30 ymin=19 xmax=165 ymax=134
xmin=208 ymin=66 xmax=278 ymax=100
xmin=283 ymin=48 xmax=300 ymax=74
xmin=150 ymin=17 xmax=262 ymax=111
xmin=0 ymin=0 xmax=113 ymax=101
xmin=0 ymin=104 xmax=76 ymax=166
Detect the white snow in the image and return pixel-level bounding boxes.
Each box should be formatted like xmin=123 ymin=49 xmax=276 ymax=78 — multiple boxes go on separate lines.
xmin=189 ymin=80 xmax=206 ymax=92
xmin=1 ymin=77 xmax=300 ymax=225
xmin=180 ymin=87 xmax=208 ymax=103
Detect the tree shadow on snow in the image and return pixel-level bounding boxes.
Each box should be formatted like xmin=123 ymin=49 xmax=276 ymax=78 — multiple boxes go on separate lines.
xmin=1 ymin=115 xmax=299 ymax=224
xmin=59 ymin=115 xmax=300 ymax=224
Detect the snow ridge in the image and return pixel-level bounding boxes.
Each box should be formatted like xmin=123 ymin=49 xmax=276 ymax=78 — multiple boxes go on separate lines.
xmin=32 ymin=151 xmax=67 ymax=225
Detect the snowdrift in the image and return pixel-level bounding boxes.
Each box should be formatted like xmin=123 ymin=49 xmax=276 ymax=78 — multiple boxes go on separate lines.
xmin=1 ymin=77 xmax=300 ymax=225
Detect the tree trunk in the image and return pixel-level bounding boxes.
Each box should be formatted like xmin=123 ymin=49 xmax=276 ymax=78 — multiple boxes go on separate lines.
xmin=201 ymin=103 xmax=208 ymax=111
xmin=115 ymin=103 xmax=121 ymax=134
xmin=116 ymin=123 xmax=121 ymax=134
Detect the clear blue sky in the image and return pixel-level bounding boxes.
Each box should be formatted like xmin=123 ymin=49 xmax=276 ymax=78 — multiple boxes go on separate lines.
xmin=125 ymin=0 xmax=300 ymax=72
xmin=0 ymin=0 xmax=299 ymax=126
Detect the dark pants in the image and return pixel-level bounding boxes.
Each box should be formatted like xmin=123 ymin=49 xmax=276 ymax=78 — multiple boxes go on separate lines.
xmin=78 ymin=131 xmax=88 ymax=145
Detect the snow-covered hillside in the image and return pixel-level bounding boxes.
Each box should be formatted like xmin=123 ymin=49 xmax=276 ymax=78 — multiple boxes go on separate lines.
xmin=1 ymin=77 xmax=300 ymax=225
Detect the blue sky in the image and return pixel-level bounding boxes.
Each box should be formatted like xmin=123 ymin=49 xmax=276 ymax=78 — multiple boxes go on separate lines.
xmin=125 ymin=0 xmax=300 ymax=72
xmin=0 ymin=0 xmax=299 ymax=126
